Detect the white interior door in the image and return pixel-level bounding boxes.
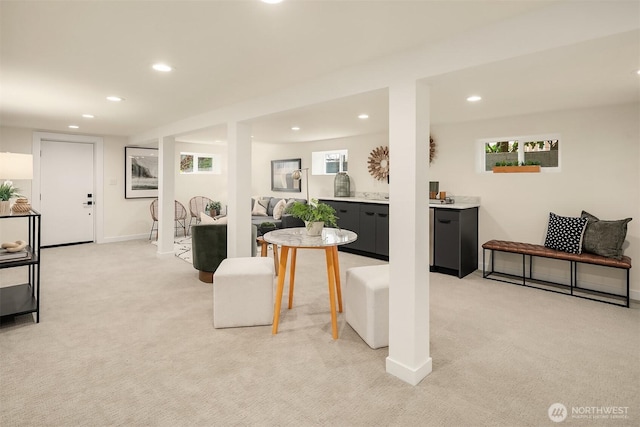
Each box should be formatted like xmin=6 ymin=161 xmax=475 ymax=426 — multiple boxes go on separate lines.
xmin=40 ymin=140 xmax=95 ymax=246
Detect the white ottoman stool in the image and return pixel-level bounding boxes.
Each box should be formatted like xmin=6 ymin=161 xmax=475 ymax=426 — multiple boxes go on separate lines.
xmin=345 ymin=264 xmax=389 ymax=349
xmin=213 ymin=257 xmax=274 ymax=328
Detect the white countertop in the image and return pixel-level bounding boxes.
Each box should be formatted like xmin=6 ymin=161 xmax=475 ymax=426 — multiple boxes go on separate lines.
xmin=319 ymin=196 xmax=480 ymax=210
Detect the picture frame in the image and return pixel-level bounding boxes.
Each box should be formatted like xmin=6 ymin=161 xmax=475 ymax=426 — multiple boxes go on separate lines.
xmin=125 ymin=147 xmax=159 ymax=199
xmin=271 ymin=158 xmax=301 ymax=192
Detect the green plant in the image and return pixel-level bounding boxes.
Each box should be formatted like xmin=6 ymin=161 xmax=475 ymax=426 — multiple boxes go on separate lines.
xmin=0 ymin=181 xmax=20 ymax=201
xmin=260 ymin=221 xmax=276 ymax=228
xmin=206 ymin=201 xmax=222 ymax=213
xmin=286 ymin=198 xmax=338 ymax=228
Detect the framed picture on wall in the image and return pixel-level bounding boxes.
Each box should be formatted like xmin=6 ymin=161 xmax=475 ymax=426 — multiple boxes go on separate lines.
xmin=271 ymin=158 xmax=301 ymax=192
xmin=125 ymin=147 xmax=159 ymax=199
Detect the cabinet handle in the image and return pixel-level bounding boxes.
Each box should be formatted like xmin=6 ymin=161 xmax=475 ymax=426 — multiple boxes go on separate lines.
xmin=339 ymin=209 xmax=347 ymax=213
xmin=365 ymin=212 xmax=375 ymax=216
xmin=378 ymin=213 xmax=388 ymax=218
xmin=438 ymin=219 xmax=451 ymax=224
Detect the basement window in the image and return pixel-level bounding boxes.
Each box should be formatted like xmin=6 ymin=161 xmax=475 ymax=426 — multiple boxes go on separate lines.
xmin=479 ymin=134 xmax=560 ymax=172
xmin=311 ymin=149 xmax=348 ymax=175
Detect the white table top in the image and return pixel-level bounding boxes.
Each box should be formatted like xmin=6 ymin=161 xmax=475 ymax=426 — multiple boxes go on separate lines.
xmin=263 ymin=227 xmax=357 ymax=247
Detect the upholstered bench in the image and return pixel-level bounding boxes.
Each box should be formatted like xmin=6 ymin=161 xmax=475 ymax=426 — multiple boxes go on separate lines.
xmin=213 ymin=257 xmax=275 ymax=328
xmin=482 ymin=240 xmax=631 ymax=307
xmin=345 ymin=264 xmax=389 ymax=348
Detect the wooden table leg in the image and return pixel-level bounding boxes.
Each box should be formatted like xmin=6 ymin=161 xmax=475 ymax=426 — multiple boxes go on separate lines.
xmin=272 ymin=246 xmax=290 ymax=335
xmin=332 ymin=246 xmax=343 ymax=312
xmin=325 ymin=247 xmax=339 ymax=340
xmin=288 ymin=248 xmax=297 ymax=309
xmin=272 ymin=244 xmax=279 ymax=276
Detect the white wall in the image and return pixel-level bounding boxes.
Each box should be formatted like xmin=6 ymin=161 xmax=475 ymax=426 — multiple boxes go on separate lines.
xmin=430 ymin=102 xmax=639 ymax=298
xmin=251 ymin=133 xmax=390 ymax=199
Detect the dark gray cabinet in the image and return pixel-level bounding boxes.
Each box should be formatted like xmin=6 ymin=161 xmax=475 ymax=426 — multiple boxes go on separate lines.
xmin=432 ymin=207 xmax=478 ymax=278
xmin=321 ymin=199 xmax=389 ymax=259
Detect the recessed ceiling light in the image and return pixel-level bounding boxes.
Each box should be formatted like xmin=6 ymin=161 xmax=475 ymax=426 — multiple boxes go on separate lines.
xmin=291 ymin=126 xmax=300 ymax=131
xmin=466 ymin=95 xmax=482 ymax=102
xmin=152 ymin=63 xmax=172 ymax=72
xmin=106 ymin=96 xmax=124 ymax=102
xmin=82 ymin=114 xmax=94 ymax=119
xmin=637 ymin=69 xmax=640 ymax=75
xmin=262 ymin=0 xmax=283 ymax=4
xmin=358 ymin=114 xmax=369 ymax=119
xmin=68 ymin=125 xmax=79 ymax=129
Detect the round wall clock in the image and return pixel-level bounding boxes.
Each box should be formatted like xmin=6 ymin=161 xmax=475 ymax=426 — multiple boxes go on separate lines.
xmin=368 ymin=146 xmax=389 ymax=181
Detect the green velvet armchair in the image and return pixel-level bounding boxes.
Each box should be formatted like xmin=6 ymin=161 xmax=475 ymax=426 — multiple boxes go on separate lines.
xmin=191 ymin=223 xmax=257 ymax=283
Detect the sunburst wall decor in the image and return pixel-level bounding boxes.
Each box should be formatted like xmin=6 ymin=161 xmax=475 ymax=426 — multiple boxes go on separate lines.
xmin=368 ymin=145 xmax=389 ymax=181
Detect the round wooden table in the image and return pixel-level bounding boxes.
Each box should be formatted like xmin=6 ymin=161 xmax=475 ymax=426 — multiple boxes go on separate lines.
xmin=263 ymin=227 xmax=357 ymax=339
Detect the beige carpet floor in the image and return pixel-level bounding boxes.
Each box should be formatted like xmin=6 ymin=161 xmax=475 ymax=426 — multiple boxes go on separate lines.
xmin=0 ymin=239 xmax=638 ymax=426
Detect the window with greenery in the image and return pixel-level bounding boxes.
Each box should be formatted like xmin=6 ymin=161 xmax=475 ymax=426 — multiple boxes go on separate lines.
xmin=180 ymin=152 xmax=220 ymax=174
xmin=481 ymin=135 xmax=560 ymax=171
xmin=311 ymin=149 xmax=348 ymax=175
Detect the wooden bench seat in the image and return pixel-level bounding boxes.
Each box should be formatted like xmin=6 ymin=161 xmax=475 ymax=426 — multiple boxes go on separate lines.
xmin=482 ymin=239 xmax=631 ymax=307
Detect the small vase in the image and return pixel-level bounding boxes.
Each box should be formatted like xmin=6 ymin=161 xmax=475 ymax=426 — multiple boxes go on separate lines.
xmin=305 ymin=221 xmax=324 ymax=236
xmin=0 ymin=200 xmax=10 ymax=216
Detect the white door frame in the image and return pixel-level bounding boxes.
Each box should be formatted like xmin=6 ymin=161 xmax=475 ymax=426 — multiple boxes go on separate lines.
xmin=32 ymin=132 xmax=104 ymax=244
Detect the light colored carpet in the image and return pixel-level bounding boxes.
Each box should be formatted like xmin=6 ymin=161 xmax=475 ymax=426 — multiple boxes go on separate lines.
xmin=151 ymin=236 xmax=192 ymax=263
xmin=0 ymin=240 xmax=638 ymax=426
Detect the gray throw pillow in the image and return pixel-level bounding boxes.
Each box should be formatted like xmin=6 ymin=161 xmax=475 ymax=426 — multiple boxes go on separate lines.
xmin=581 ymin=211 xmax=631 ymax=260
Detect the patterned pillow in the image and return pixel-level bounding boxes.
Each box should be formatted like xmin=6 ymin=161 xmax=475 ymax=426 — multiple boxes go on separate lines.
xmin=581 ymin=211 xmax=631 ymax=259
xmin=544 ymin=212 xmax=588 ymax=254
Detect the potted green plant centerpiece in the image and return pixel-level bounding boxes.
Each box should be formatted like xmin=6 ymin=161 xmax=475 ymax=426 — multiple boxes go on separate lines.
xmin=206 ymin=201 xmax=222 ymax=216
xmin=286 ymin=198 xmax=338 ymax=236
xmin=0 ymin=181 xmax=20 ymax=216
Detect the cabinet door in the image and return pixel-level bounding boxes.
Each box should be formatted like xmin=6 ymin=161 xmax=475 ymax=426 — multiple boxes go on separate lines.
xmin=374 ymin=205 xmax=389 ymax=256
xmin=434 ymin=210 xmax=460 ymax=270
xmin=358 ymin=207 xmax=377 ymax=253
xmin=321 ymin=200 xmax=363 ymax=250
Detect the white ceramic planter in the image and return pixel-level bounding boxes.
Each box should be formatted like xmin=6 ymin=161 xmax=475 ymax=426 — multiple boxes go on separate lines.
xmin=305 ymin=221 xmax=324 ymax=236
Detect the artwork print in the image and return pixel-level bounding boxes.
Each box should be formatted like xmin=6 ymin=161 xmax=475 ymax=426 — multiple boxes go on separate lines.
xmin=125 ymin=147 xmax=159 ymax=199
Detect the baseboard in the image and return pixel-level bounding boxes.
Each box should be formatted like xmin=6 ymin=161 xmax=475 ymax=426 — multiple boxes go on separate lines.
xmin=385 ymin=356 xmax=432 ymax=386
xmin=101 ymin=234 xmax=148 ymax=243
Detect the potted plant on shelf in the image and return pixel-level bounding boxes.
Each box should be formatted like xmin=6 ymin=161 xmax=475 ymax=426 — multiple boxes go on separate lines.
xmin=0 ymin=181 xmax=20 ymax=216
xmin=286 ymin=198 xmax=338 ymax=236
xmin=206 ymin=201 xmax=222 ymax=216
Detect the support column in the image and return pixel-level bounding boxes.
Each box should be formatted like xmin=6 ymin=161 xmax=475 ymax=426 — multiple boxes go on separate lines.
xmin=386 ymin=80 xmax=432 ymax=385
xmin=157 ymin=136 xmax=176 ymax=258
xmin=227 ymin=121 xmax=252 ymax=257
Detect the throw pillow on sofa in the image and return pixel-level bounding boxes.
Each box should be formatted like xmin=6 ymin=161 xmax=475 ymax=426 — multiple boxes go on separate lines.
xmin=581 ymin=211 xmax=631 ymax=260
xmin=543 ymin=212 xmax=588 ymax=254
xmin=251 ymin=198 xmax=269 ymax=216
xmin=273 ymin=199 xmax=287 ymax=220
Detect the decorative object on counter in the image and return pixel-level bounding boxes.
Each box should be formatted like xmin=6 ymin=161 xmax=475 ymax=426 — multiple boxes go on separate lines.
xmin=429 ymin=181 xmax=439 ymax=199
xmin=429 ymin=135 xmax=436 ymax=163
xmin=1 ymin=240 xmax=27 ymax=252
xmin=492 ymin=160 xmax=541 ymax=173
xmin=334 ymin=172 xmax=350 ymax=197
xmin=291 ymin=167 xmax=309 ymax=202
xmin=11 ymin=197 xmax=31 ymax=213
xmin=367 ymin=146 xmax=389 ymax=181
xmin=286 ymin=198 xmax=337 ymax=236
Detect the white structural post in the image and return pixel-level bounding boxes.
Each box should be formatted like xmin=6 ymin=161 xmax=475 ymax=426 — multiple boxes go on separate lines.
xmin=386 ymin=80 xmax=432 ymax=385
xmin=157 ymin=135 xmax=176 ymax=258
xmin=227 ymin=121 xmax=252 ymax=257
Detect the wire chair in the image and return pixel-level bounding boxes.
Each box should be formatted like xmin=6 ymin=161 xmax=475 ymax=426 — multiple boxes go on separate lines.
xmin=188 ymin=196 xmax=213 ymax=232
xmin=149 ymin=199 xmax=188 ymax=240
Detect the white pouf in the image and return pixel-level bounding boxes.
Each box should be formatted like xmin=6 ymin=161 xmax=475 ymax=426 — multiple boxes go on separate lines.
xmin=213 ymin=257 xmax=274 ymax=328
xmin=345 ymin=264 xmax=389 ymax=349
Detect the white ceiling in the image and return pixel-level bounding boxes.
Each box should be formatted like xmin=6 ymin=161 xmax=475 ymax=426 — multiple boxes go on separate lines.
xmin=1 ymin=1 xmax=638 ymax=145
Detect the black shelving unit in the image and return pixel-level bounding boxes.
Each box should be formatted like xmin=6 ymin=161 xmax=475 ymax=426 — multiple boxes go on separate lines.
xmin=0 ymin=210 xmax=41 ymax=323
